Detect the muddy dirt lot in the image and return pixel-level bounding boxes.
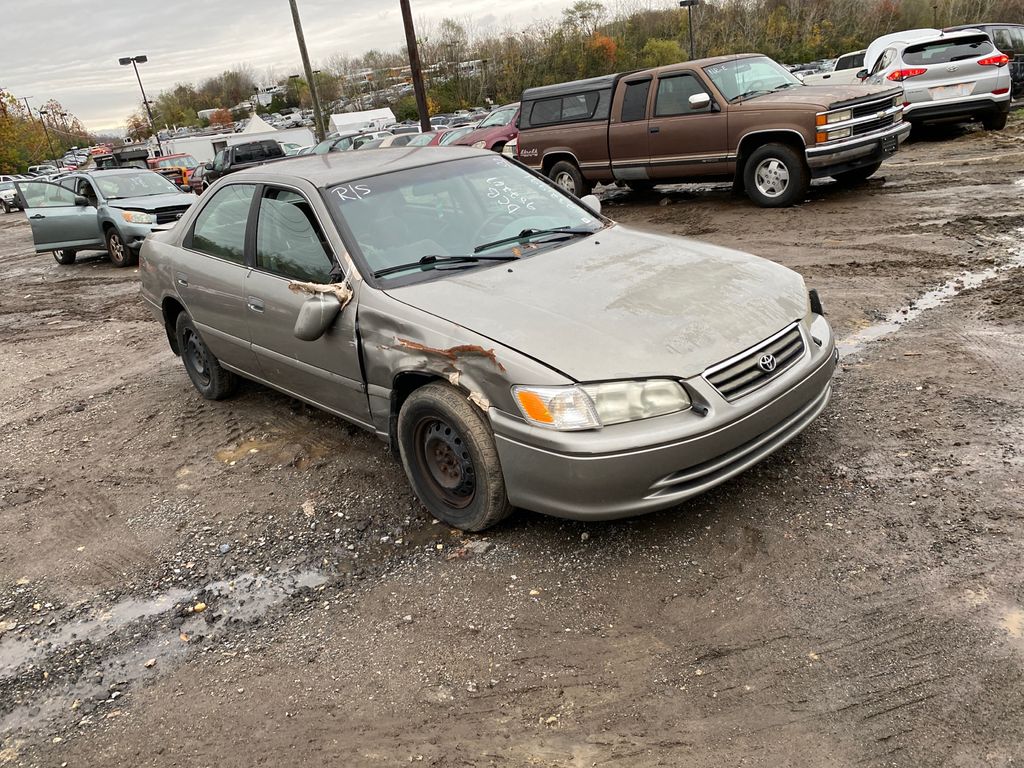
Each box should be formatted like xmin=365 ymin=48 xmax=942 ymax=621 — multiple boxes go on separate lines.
xmin=2 ymin=118 xmax=1023 ymax=767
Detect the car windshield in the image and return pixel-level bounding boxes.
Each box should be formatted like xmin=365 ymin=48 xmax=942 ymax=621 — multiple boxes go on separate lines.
xmin=406 ymin=133 xmax=437 ymax=146
xmin=479 ymin=107 xmax=516 ymax=127
xmin=0 ymin=181 xmax=13 ymax=191
xmin=703 ymin=57 xmax=801 ymax=102
xmin=439 ymin=127 xmax=474 ymax=145
xmin=159 ymin=156 xmax=198 ymax=169
xmin=325 ymin=155 xmax=603 ymax=282
xmin=94 ymin=172 xmax=180 ymax=199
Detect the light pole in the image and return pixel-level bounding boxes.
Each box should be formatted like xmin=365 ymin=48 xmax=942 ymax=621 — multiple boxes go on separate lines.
xmin=37 ymin=108 xmax=59 ymax=165
xmin=119 ymin=55 xmax=164 ymax=156
xmin=400 ymin=0 xmax=431 ymax=133
xmin=287 ymin=0 xmax=327 ymax=142
xmin=679 ymin=0 xmax=701 ymax=61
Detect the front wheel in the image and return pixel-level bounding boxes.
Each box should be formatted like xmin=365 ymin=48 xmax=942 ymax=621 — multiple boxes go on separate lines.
xmin=832 ymin=162 xmax=882 ymax=186
xmin=53 ymin=249 xmax=77 ymax=265
xmin=175 ymin=312 xmax=237 ymax=400
xmin=548 ymin=160 xmax=591 ymax=198
xmin=397 ymin=383 xmax=513 ymax=531
xmin=743 ymin=143 xmax=809 ymax=207
xmin=106 ymin=229 xmax=136 ymax=268
xmin=982 ymin=111 xmax=1008 ymax=131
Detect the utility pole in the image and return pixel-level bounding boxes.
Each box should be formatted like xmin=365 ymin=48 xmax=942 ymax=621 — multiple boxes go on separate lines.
xmin=679 ymin=0 xmax=701 ymax=60
xmin=400 ymin=0 xmax=431 ymax=133
xmin=288 ymin=0 xmax=327 ymax=142
xmin=22 ymin=97 xmax=36 ymax=126
xmin=37 ymin=109 xmax=58 ymax=164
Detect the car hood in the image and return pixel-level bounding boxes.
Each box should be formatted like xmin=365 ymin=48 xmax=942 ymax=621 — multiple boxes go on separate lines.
xmin=455 ymin=122 xmax=514 ymax=146
xmin=385 ymin=226 xmax=807 ymax=382
xmin=739 ymin=84 xmax=895 ymax=111
xmin=105 ymin=192 xmax=195 ymax=212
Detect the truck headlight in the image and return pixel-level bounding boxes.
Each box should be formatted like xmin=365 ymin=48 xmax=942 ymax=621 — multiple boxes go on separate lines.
xmin=122 ymin=211 xmax=156 ymax=224
xmin=471 ymin=140 xmax=487 ymax=149
xmin=513 ymin=380 xmax=690 ymax=431
xmin=825 ymin=109 xmax=852 ymax=124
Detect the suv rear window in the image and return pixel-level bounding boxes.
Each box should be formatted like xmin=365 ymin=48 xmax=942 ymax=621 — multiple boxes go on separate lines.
xmin=902 ymin=35 xmax=994 ymax=64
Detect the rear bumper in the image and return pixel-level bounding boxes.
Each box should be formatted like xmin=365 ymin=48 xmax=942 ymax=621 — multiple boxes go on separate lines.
xmin=904 ymin=95 xmax=1010 ymax=123
xmin=806 ymin=121 xmax=910 ymax=177
xmin=491 ymin=316 xmax=837 ymax=520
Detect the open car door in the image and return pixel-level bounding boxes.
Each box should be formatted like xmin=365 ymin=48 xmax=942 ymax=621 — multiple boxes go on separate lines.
xmin=14 ymin=180 xmax=104 ymax=253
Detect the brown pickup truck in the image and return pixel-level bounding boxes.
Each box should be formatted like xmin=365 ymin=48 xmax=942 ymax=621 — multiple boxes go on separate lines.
xmin=516 ymin=53 xmax=910 ymax=207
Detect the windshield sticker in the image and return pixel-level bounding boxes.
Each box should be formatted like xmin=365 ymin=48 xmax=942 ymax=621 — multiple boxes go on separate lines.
xmin=705 ymin=64 xmax=727 ymax=75
xmin=333 ymin=184 xmax=371 ymax=202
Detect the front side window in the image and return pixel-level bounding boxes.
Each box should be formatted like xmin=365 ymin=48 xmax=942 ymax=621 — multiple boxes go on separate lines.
xmin=17 ymin=181 xmax=78 ymax=208
xmin=654 ymin=74 xmax=712 ymax=117
xmin=189 ymin=184 xmax=256 ymax=264
xmin=872 ymin=48 xmax=897 ymax=75
xmin=255 ymin=188 xmax=334 ymax=282
xmin=621 ymin=80 xmax=652 ymax=122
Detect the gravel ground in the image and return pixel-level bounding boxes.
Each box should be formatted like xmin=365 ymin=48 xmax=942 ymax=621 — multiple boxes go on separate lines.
xmin=1 ymin=116 xmax=1023 ymax=767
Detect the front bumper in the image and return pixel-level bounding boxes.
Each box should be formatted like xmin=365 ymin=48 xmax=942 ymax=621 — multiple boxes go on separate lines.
xmin=491 ymin=315 xmax=837 ymax=520
xmin=119 ymin=222 xmax=158 ymax=251
xmin=806 ymin=120 xmax=911 ymax=177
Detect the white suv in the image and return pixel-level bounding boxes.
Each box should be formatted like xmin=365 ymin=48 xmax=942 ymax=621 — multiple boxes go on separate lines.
xmin=861 ymin=28 xmax=1011 ymax=130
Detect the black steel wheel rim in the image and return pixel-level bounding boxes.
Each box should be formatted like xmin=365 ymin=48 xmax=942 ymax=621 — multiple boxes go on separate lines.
xmin=183 ymin=329 xmax=211 ymax=387
xmin=414 ymin=417 xmax=476 ymax=509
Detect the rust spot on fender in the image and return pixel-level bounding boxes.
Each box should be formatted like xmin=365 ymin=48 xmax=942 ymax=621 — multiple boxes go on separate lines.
xmin=396 ymin=338 xmax=507 ymax=372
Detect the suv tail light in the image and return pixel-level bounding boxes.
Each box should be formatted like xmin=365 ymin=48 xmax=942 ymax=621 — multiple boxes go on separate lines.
xmin=887 ymin=68 xmax=927 ymax=81
xmin=978 ymin=54 xmax=1009 ymax=67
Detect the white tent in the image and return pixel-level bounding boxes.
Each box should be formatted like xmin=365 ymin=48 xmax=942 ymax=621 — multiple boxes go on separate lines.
xmin=242 ymin=112 xmax=276 ymax=134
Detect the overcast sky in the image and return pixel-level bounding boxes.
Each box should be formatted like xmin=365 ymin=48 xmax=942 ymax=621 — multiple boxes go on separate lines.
xmin=3 ymin=0 xmax=586 ymax=134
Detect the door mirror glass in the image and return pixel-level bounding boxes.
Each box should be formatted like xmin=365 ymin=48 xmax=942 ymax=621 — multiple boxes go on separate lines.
xmin=74 ymin=195 xmax=90 ymax=207
xmin=580 ymin=194 xmax=602 ymax=216
xmin=688 ymin=92 xmax=712 ymax=110
xmin=855 ymin=69 xmax=868 ymax=80
xmin=293 ymin=293 xmax=341 ymax=341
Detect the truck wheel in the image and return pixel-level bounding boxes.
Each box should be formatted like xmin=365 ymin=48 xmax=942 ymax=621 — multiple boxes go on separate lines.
xmin=1 ymin=200 xmax=9 ymax=214
xmin=625 ymin=180 xmax=657 ymax=194
xmin=52 ymin=249 xmax=77 ymax=265
xmin=744 ymin=144 xmax=809 ymax=207
xmin=548 ymin=161 xmax=591 ymax=198
xmin=106 ymin=229 xmax=136 ymax=268
xmin=982 ymin=111 xmax=1007 ymax=131
xmin=175 ymin=312 xmax=237 ymax=400
xmin=397 ymin=383 xmax=513 ymax=532
xmin=832 ymin=162 xmax=882 ymax=186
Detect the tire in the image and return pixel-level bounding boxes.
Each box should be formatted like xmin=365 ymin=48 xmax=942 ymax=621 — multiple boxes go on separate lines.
xmin=743 ymin=143 xmax=809 ymax=208
xmin=982 ymin=111 xmax=1008 ymax=131
xmin=548 ymin=160 xmax=591 ymax=198
xmin=832 ymin=161 xmax=882 ymax=186
xmin=106 ymin=228 xmax=136 ymax=268
xmin=491 ymin=142 xmax=506 ymax=154
xmin=52 ymin=249 xmax=77 ymax=265
xmin=1 ymin=200 xmax=9 ymax=214
xmin=625 ymin=180 xmax=657 ymax=193
xmin=397 ymin=383 xmax=513 ymax=531
xmin=174 ymin=312 xmax=237 ymax=400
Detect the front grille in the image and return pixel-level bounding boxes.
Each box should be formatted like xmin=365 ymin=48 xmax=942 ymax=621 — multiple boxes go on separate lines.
xmin=851 ymin=96 xmax=895 ymax=119
xmin=155 ymin=207 xmax=189 ymax=225
xmin=853 ymin=113 xmax=897 ymax=136
xmin=703 ymin=324 xmax=805 ymax=401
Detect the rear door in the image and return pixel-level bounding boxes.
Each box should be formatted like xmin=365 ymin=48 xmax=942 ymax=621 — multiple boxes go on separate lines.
xmin=14 ymin=180 xmax=103 ymax=252
xmin=608 ymin=77 xmax=654 ymax=181
xmin=646 ymin=71 xmax=730 ymax=179
xmin=245 ymin=185 xmax=370 ymax=426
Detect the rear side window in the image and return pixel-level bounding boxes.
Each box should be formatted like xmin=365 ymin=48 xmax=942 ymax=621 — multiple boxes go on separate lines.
xmin=621 ymin=80 xmax=652 ymax=122
xmin=234 ymin=145 xmax=255 ymax=163
xmin=991 ymin=27 xmax=1021 ymax=54
xmin=255 ymin=188 xmax=334 ymax=282
xmin=654 ymin=74 xmax=711 ymax=117
xmin=189 ymin=184 xmax=256 ymax=264
xmin=902 ymin=36 xmax=994 ymax=65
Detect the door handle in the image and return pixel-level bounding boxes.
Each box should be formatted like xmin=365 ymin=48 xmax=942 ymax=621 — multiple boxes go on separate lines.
xmin=247 ymin=297 xmax=265 ymax=313
xmin=29 ymin=214 xmax=44 ymax=219
xmin=175 ymin=272 xmax=188 ymax=287
xmin=649 ymin=126 xmax=660 ymax=134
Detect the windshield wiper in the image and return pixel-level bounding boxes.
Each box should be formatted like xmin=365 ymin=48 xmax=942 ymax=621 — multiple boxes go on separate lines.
xmin=772 ymin=82 xmax=800 ymax=91
xmin=372 ymin=254 xmax=518 ymax=279
xmin=474 ymin=226 xmax=597 ymax=254
xmin=731 ymin=89 xmax=770 ymax=102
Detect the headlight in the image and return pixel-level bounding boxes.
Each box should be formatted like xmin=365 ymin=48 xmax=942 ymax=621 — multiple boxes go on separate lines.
xmin=826 ymin=127 xmax=852 ymax=139
xmin=121 ymin=211 xmax=156 ymax=224
xmin=471 ymin=140 xmax=487 ymax=149
xmin=513 ymin=380 xmax=690 ymax=431
xmin=825 ymin=109 xmax=851 ymax=124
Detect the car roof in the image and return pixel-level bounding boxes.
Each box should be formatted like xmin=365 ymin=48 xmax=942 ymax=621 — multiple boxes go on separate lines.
xmin=230 ymin=146 xmax=492 ymax=186
xmin=78 ymin=168 xmax=158 ymax=177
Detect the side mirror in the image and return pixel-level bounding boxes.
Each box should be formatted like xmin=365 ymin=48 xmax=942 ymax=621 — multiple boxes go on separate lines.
xmin=688 ymin=92 xmax=712 ymax=110
xmin=204 ymin=162 xmax=214 ymax=171
xmin=580 ymin=194 xmax=602 ymax=216
xmin=74 ymin=195 xmax=90 ymax=207
xmin=179 ymin=184 xmax=191 ymax=193
xmin=293 ymin=293 xmax=342 ymax=341
xmin=855 ymin=69 xmax=869 ymax=81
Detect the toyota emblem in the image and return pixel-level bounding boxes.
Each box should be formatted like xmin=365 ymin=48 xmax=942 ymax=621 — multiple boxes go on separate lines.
xmin=758 ymin=354 xmax=777 ymax=372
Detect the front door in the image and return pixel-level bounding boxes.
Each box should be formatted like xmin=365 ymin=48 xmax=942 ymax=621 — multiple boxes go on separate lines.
xmin=646 ymin=72 xmax=731 ymax=180
xmin=245 ymin=186 xmax=370 ymax=427
xmin=14 ymin=181 xmax=103 ymax=252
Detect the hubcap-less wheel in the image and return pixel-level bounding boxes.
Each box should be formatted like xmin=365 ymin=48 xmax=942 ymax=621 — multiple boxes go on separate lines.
xmin=108 ymin=232 xmax=127 ymax=264
xmin=183 ymin=328 xmax=212 ymax=388
xmin=415 ymin=418 xmax=476 ymax=509
xmin=754 ymin=158 xmax=790 ymax=198
xmin=554 ymin=171 xmax=576 ymax=193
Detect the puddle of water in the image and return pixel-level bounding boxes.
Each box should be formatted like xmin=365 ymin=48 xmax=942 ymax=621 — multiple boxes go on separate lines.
xmin=838 ymin=248 xmax=1024 ymax=357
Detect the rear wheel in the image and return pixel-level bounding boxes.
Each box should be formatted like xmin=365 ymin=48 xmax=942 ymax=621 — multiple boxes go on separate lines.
xmin=1 ymin=200 xmax=9 ymax=214
xmin=832 ymin=161 xmax=882 ymax=186
xmin=743 ymin=143 xmax=809 ymax=208
xmin=397 ymin=383 xmax=512 ymax=531
xmin=52 ymin=249 xmax=77 ymax=265
xmin=175 ymin=312 xmax=237 ymax=400
xmin=548 ymin=160 xmax=591 ymax=198
xmin=982 ymin=111 xmax=1008 ymax=131
xmin=106 ymin=229 xmax=136 ymax=268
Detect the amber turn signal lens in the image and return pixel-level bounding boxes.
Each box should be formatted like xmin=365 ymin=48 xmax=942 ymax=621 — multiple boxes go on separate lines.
xmin=515 ymin=390 xmax=554 ymax=424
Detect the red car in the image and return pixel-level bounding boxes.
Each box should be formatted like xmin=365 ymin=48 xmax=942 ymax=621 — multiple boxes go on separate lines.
xmin=454 ymin=103 xmax=520 ymax=152
xmin=405 ymin=126 xmax=478 ymax=147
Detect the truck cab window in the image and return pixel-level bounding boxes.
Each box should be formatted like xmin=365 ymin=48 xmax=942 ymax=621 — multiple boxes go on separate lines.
xmin=620 ymin=80 xmax=651 ymax=122
xmin=654 ymin=74 xmax=710 ymax=117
